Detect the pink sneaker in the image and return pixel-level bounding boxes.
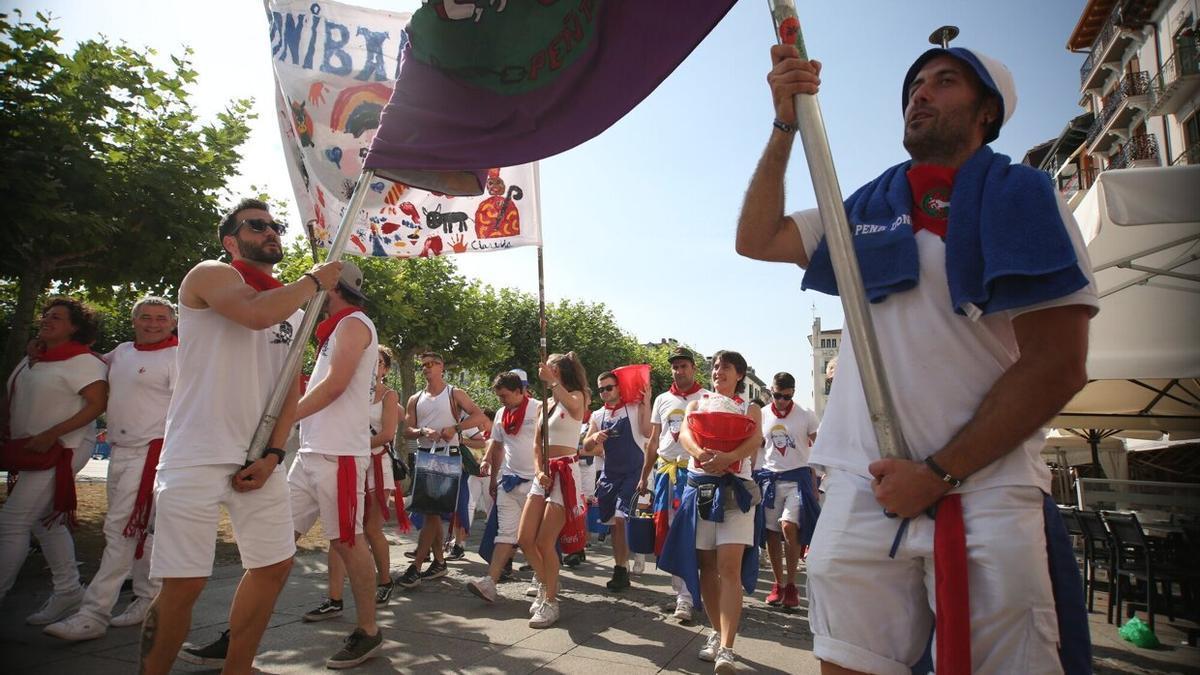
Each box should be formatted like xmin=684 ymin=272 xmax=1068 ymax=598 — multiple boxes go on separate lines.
xmin=783 ymin=583 xmax=801 ymax=609
xmin=765 ymin=582 xmax=783 ymax=606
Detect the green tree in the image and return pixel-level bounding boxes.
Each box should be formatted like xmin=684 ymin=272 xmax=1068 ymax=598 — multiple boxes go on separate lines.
xmin=0 ymin=12 xmax=253 ymax=374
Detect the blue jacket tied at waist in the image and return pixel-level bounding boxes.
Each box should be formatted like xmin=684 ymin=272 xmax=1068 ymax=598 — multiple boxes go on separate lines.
xmin=802 ymin=145 xmax=1089 ymax=318
xmin=753 ymin=466 xmax=822 ymax=547
xmin=658 ymin=472 xmax=760 ymax=611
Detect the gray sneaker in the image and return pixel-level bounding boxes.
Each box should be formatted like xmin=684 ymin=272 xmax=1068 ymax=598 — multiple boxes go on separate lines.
xmin=698 ymin=631 xmax=721 ymax=662
xmin=714 ymin=646 xmax=737 ymax=673
xmin=326 ymin=628 xmax=383 ymax=669
xmin=26 ymin=585 xmax=85 ymax=625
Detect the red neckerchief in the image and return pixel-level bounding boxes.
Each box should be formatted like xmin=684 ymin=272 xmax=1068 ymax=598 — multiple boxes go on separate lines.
xmin=770 ymin=402 xmax=793 ymax=419
xmin=603 ymin=402 xmax=622 ymax=413
xmin=122 ymin=438 xmax=163 ymax=558
xmin=33 ymin=341 xmax=92 ymax=363
xmin=732 ymin=395 xmax=744 ymax=405
xmin=315 ymin=307 xmax=359 ymax=350
xmin=906 ymin=164 xmax=957 ymax=239
xmin=502 ymin=396 xmax=530 ymax=436
xmin=669 ymin=381 xmax=702 ymax=398
xmin=133 ymin=335 xmax=179 ymax=352
xmin=230 ymin=259 xmax=283 ymax=291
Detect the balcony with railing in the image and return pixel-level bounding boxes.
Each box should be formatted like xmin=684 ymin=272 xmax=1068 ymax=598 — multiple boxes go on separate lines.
xmin=1079 ymin=5 xmax=1145 ymax=91
xmin=1148 ymin=37 xmax=1200 ymax=116
xmin=1085 ymin=71 xmax=1152 ymax=153
xmin=1057 ymin=165 xmax=1098 ymax=201
xmin=1109 ymin=133 xmax=1160 ymax=170
xmin=1172 ymin=140 xmax=1200 ymax=166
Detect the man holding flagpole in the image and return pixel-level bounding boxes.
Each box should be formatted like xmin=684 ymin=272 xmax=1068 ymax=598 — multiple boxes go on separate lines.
xmin=735 ymin=43 xmax=1096 ymax=674
xmin=140 ymin=198 xmax=341 ymax=675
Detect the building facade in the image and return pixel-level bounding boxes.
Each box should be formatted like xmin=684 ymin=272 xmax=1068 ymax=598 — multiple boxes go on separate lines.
xmin=808 ymin=317 xmax=841 ymax=420
xmin=1028 ymin=0 xmax=1198 ymax=203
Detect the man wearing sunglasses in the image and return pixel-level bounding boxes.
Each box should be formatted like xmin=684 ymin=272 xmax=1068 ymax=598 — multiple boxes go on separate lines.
xmin=583 ymin=370 xmax=652 ymax=592
xmin=754 ymin=372 xmax=820 ymax=611
xmin=140 ymin=198 xmax=343 ymax=675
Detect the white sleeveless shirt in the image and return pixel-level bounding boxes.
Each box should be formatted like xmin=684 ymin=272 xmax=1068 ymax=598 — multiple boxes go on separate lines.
xmin=299 ymin=312 xmax=378 ymax=457
xmin=415 ymin=385 xmax=457 ymax=448
xmin=159 ymin=283 xmax=303 ymax=470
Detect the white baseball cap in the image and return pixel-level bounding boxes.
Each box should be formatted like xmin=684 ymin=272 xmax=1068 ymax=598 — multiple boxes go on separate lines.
xmin=901 ymin=47 xmax=1017 ymax=143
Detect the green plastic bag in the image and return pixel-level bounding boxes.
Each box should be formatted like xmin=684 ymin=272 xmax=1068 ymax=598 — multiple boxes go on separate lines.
xmin=1118 ymin=617 xmax=1161 ymax=648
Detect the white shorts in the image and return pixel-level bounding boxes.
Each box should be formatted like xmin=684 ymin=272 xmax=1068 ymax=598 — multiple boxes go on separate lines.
xmin=806 ymin=470 xmax=1060 ymax=675
xmin=528 ymin=461 xmax=581 ymax=508
xmin=695 ymin=503 xmax=755 ymax=550
xmin=364 ymin=450 xmax=394 ymax=492
xmin=151 ymin=463 xmax=296 ymax=578
xmin=288 ymin=452 xmax=368 ymax=540
xmin=763 ymin=481 xmax=801 ymax=533
xmin=495 ymin=480 xmax=534 ymax=545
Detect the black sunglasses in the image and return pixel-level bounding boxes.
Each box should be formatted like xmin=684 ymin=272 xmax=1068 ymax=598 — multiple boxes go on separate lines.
xmin=236 ymin=218 xmax=286 ymax=236
xmin=598 ymin=384 xmax=617 ymax=393
xmin=772 ymin=392 xmax=793 ymax=401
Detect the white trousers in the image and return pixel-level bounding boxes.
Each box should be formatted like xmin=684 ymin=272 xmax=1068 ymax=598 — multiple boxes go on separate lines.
xmin=0 ymin=440 xmax=92 ymax=602
xmin=77 ymin=444 xmax=160 ymax=623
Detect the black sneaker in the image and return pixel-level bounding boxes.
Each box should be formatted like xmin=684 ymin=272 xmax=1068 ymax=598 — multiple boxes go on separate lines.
xmin=420 ymin=560 xmax=448 ymax=580
xmin=326 ymin=627 xmax=383 ymax=669
xmin=606 ymin=565 xmax=630 ymax=592
xmin=177 ymin=629 xmax=229 ymax=666
xmin=446 ymin=544 xmax=466 ymax=561
xmin=498 ymin=562 xmax=516 ymax=583
xmin=403 ymin=550 xmax=431 ymax=562
xmin=519 ymin=563 xmax=533 ymax=572
xmin=397 ymin=565 xmax=422 ymax=589
xmin=376 ymin=581 xmax=394 ymax=605
xmin=563 ymin=551 xmax=585 ymax=568
xmin=303 ymin=598 xmax=344 ymax=622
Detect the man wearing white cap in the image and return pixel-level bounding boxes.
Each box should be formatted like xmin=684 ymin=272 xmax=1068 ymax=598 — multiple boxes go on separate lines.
xmin=736 ymin=45 xmax=1096 ymax=674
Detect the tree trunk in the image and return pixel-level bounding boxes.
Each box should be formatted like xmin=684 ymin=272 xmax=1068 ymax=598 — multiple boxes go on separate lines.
xmin=3 ymin=263 xmax=50 ymax=381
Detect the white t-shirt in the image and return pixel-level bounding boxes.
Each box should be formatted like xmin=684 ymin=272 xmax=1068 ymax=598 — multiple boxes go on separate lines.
xmin=651 ymin=387 xmax=710 ymax=463
xmin=300 ymin=312 xmax=378 ymax=457
xmin=160 ymin=295 xmax=304 ymax=470
xmin=687 ymin=393 xmax=754 ymax=480
xmin=7 ymin=353 xmax=107 ymax=449
xmin=759 ymin=403 xmax=820 ymax=473
xmin=490 ymin=398 xmax=542 ymax=480
xmin=790 ymin=189 xmax=1099 ymax=493
xmin=105 ymin=342 xmax=177 ymax=448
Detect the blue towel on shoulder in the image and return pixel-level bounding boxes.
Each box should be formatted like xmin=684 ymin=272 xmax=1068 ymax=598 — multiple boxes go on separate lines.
xmin=657 ymin=472 xmax=760 ymax=612
xmin=803 ymin=146 xmax=1089 ymax=318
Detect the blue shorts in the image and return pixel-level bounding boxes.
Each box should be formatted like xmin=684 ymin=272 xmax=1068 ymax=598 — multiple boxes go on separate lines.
xmin=595 ymin=471 xmax=639 ymax=524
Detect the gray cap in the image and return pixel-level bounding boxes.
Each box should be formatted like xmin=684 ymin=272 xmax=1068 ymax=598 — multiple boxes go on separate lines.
xmin=337 ymin=260 xmax=367 ymax=301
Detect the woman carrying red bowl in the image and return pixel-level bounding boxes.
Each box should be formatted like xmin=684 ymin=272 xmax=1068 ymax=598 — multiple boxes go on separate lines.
xmin=659 ymin=350 xmax=763 ymax=674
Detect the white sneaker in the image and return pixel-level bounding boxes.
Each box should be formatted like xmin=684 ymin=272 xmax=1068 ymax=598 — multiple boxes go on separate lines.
xmin=528 ymin=583 xmax=546 ymax=617
xmin=698 ymin=631 xmax=721 ymax=662
xmin=110 ymin=596 xmax=152 ymax=627
xmin=43 ymin=613 xmax=107 ymax=641
xmin=525 ymin=581 xmax=540 ymax=597
xmin=467 ymin=576 xmax=497 ymax=603
xmin=673 ymin=597 xmax=694 ymax=622
xmin=528 ymin=599 xmax=559 ymax=628
xmin=630 ymin=557 xmax=646 ymax=574
xmin=26 ymin=585 xmax=85 ymax=625
xmin=714 ymin=646 xmax=737 ymax=673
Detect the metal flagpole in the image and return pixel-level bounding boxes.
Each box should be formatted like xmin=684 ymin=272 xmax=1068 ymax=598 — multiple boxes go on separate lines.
xmin=245 ymin=169 xmax=377 ymax=463
xmin=537 ymin=245 xmax=550 ymax=470
xmin=766 ymin=1 xmax=909 ymax=461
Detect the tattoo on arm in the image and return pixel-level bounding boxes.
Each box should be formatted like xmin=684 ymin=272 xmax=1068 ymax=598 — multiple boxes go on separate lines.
xmin=139 ymin=602 xmax=159 ymax=673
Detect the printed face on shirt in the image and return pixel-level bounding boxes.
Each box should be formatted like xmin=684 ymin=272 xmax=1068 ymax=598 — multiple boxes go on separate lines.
xmin=769 ymin=424 xmax=795 ymax=453
xmin=902 ymin=55 xmax=996 ymax=162
xmin=37 ymin=305 xmax=76 ymax=344
xmin=132 ymin=304 xmax=176 ymax=345
xmin=597 ymin=376 xmax=619 ymax=405
xmin=670 ymin=359 xmax=695 ymax=388
xmin=667 ymin=408 xmax=686 ymax=441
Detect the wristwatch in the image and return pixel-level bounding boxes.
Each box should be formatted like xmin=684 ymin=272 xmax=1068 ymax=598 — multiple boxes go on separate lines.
xmin=262 ymin=447 xmax=286 ymax=465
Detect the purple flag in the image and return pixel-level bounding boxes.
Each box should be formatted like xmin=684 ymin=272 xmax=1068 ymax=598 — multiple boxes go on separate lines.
xmin=363 ymin=0 xmax=736 ymax=195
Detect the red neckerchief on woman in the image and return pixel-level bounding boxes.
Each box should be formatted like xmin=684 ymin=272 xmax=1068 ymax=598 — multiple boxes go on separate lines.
xmin=502 ymin=396 xmax=530 ymax=436
xmin=669 ymin=381 xmax=702 ymax=398
xmin=134 ymin=335 xmax=179 ymax=352
xmin=32 ymin=341 xmax=92 ymax=364
xmin=315 ymin=307 xmax=359 ymax=350
xmin=770 ymin=401 xmax=793 ymax=419
xmin=230 ymin=259 xmax=283 ymax=291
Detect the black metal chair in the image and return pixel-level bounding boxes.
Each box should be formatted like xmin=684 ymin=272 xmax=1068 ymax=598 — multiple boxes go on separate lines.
xmin=1102 ymin=510 xmax=1200 ymax=632
xmin=1058 ymin=507 xmax=1088 ymax=581
xmin=1075 ymin=509 xmax=1115 ymax=622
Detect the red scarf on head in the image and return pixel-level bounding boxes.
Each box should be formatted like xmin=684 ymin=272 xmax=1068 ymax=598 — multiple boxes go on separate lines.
xmin=122 ymin=438 xmax=163 ymax=558
xmin=770 ymin=402 xmax=793 ymax=419
xmin=33 ymin=341 xmax=92 ymax=364
xmin=230 ymin=260 xmax=283 ymax=291
xmin=669 ymin=381 xmax=702 ymax=398
xmin=134 ymin=335 xmax=179 ymax=352
xmin=336 ymin=456 xmax=359 ymax=546
xmin=502 ymin=396 xmax=530 ymax=436
xmin=315 ymin=307 xmax=359 ymax=349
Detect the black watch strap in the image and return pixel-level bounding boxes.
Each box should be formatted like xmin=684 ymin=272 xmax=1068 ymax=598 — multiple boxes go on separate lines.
xmin=262 ymin=447 xmax=286 ymax=464
xmin=924 ymin=456 xmax=963 ymax=489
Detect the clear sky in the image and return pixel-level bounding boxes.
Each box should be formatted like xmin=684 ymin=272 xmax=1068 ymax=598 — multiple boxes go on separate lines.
xmin=20 ymin=0 xmax=1091 ymax=407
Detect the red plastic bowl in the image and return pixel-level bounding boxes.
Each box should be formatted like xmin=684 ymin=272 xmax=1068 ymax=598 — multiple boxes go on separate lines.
xmin=613 ymin=364 xmax=651 ymax=404
xmin=687 ymin=411 xmax=757 ymax=452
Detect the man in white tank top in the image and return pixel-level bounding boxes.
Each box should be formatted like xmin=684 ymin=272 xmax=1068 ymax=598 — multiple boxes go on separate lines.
xmin=286 ymin=262 xmax=384 ymax=668
xmin=396 ymin=351 xmax=489 ymax=589
xmin=45 ymin=297 xmax=177 ymax=642
xmin=139 ymin=198 xmax=342 ymax=675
